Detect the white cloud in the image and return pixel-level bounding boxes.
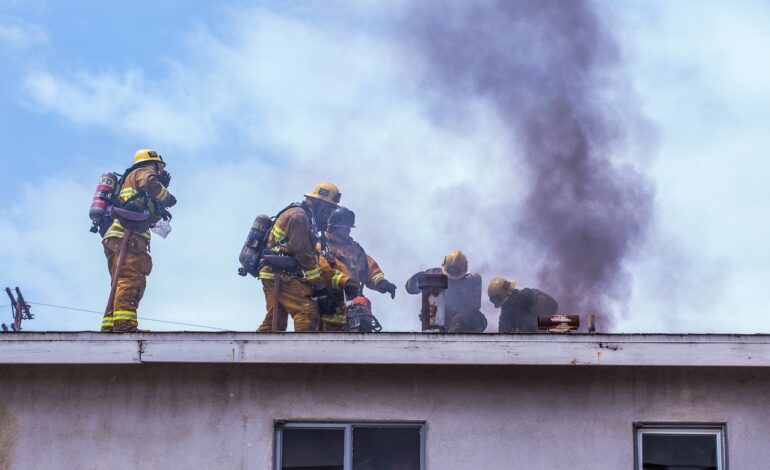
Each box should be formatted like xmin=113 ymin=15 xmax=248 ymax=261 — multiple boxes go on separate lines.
xmin=0 ymin=17 xmax=47 ymax=51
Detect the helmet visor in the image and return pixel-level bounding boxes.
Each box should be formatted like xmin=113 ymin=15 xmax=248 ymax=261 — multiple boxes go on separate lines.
xmin=445 ymin=265 xmax=463 ymax=277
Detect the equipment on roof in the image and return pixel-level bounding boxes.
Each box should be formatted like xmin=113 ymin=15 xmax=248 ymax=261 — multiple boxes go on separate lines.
xmin=538 ymin=314 xmax=580 ymax=333
xmin=2 ymin=287 xmax=33 ymax=332
xmin=417 ymin=272 xmax=448 ymax=332
xmin=345 ymin=296 xmax=382 ymax=333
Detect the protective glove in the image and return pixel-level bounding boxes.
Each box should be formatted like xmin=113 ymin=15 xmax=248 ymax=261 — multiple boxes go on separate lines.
xmin=377 ymin=280 xmax=397 ymax=299
xmin=311 ymin=285 xmax=330 ymax=313
xmin=312 ymin=284 xmax=329 ymax=300
xmin=159 ymin=170 xmax=172 ymax=187
xmin=165 ymin=194 xmax=177 ymax=208
xmin=344 ymin=279 xmax=361 ymax=300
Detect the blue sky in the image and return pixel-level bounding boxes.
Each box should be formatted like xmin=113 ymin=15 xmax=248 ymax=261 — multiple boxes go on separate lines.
xmin=1 ymin=1 xmax=769 ymax=333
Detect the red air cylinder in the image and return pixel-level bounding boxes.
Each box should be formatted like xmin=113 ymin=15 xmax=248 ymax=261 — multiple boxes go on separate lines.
xmin=89 ymin=172 xmax=118 ymax=224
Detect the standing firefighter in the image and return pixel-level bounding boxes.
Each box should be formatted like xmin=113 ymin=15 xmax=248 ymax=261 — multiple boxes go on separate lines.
xmin=256 ymin=182 xmax=340 ymax=332
xmin=406 ymin=250 xmax=487 ymax=333
xmin=101 ymin=149 xmax=176 ymax=332
xmin=488 ymin=278 xmax=558 ymax=333
xmin=317 ymin=207 xmax=397 ymax=331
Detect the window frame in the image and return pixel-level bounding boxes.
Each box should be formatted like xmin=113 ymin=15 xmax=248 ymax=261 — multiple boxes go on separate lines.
xmin=274 ymin=420 xmax=426 ymax=470
xmin=633 ymin=422 xmax=728 ymax=470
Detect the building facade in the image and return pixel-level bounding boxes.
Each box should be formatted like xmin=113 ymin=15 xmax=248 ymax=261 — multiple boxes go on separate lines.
xmin=1 ymin=332 xmax=769 ymax=469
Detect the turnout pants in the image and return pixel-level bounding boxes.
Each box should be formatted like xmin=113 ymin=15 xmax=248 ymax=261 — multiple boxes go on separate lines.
xmin=321 ymin=299 xmax=348 ymax=332
xmin=447 ymin=310 xmax=487 ymax=333
xmin=258 ymin=276 xmax=319 ymax=332
xmin=102 ymin=235 xmax=152 ymax=332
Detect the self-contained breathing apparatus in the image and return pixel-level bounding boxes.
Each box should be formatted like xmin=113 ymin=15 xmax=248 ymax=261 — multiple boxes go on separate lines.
xmin=88 ymin=165 xmax=172 ymax=236
xmin=237 ymin=214 xmax=273 ymax=277
xmin=237 ymin=202 xmax=312 ymax=277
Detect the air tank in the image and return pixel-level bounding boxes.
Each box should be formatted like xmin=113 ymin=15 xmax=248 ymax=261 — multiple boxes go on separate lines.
xmin=238 ymin=214 xmax=272 ymax=277
xmin=88 ymin=172 xmax=118 ymax=232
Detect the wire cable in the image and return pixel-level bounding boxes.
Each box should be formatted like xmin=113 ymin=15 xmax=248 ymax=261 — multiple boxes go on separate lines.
xmin=26 ymin=301 xmax=232 ymax=331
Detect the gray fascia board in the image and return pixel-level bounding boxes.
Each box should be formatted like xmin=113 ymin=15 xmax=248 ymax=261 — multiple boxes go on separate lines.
xmin=1 ymin=332 xmax=770 ymax=366
xmin=0 ymin=332 xmax=141 ymax=364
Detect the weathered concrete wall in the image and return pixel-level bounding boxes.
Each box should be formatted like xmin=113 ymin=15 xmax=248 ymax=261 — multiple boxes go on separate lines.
xmin=0 ymin=364 xmax=768 ymax=469
xmin=0 ymin=404 xmax=19 ymax=470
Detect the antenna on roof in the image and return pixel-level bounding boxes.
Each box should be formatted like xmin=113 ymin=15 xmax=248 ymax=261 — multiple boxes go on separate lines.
xmin=3 ymin=287 xmax=34 ymax=332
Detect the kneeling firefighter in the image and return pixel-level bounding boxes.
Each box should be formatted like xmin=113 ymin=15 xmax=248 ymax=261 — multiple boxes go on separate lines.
xmin=255 ymin=182 xmax=341 ymax=332
xmin=317 ymin=207 xmax=396 ymax=331
xmin=488 ymin=278 xmax=558 ymax=333
xmin=97 ymin=149 xmax=176 ymax=332
xmin=405 ymin=250 xmax=487 ymax=333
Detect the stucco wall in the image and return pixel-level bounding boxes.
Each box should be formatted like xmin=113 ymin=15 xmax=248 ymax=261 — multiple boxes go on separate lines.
xmin=0 ymin=363 xmax=768 ymax=469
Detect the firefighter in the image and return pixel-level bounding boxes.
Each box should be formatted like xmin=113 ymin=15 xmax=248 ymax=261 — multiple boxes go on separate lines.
xmin=102 ymin=149 xmax=176 ymax=332
xmin=317 ymin=207 xmax=397 ymax=331
xmin=488 ymin=278 xmax=558 ymax=333
xmin=256 ymin=182 xmax=340 ymax=332
xmin=405 ymin=250 xmax=487 ymax=333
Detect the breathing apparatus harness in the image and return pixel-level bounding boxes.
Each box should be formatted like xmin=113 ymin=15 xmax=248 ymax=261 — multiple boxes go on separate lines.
xmin=118 ymin=162 xmax=172 ymax=217
xmin=250 ymin=201 xmax=326 ymax=277
xmin=92 ymin=162 xmax=171 ymax=236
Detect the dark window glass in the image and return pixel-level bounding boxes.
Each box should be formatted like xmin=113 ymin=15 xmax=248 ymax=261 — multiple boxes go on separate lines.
xmin=352 ymin=426 xmax=420 ymax=470
xmin=642 ymin=434 xmax=717 ymax=470
xmin=281 ymin=428 xmax=344 ymax=470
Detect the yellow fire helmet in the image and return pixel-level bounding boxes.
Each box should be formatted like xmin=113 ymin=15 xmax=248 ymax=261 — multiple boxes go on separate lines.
xmin=488 ymin=277 xmax=516 ymax=308
xmin=305 ymin=182 xmax=341 ymax=206
xmin=133 ymin=149 xmax=164 ymax=165
xmin=441 ymin=249 xmax=468 ymax=280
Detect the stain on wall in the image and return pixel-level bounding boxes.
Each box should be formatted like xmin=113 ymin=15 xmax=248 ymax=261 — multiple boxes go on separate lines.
xmin=0 ymin=405 xmax=18 ymax=470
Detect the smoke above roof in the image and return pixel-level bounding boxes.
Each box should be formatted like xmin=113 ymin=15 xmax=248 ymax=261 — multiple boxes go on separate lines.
xmin=404 ymin=0 xmax=655 ymax=328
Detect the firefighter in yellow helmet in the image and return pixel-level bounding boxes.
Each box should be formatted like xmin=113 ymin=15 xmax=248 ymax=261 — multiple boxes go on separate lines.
xmin=256 ymin=182 xmax=341 ymax=332
xmin=405 ymin=250 xmax=487 ymax=333
xmin=101 ymin=149 xmax=176 ymax=332
xmin=317 ymin=206 xmax=396 ymax=331
xmin=488 ymin=277 xmax=558 ymax=333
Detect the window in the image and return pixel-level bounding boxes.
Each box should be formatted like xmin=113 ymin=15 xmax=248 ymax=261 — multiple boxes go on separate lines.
xmin=275 ymin=422 xmax=425 ymax=470
xmin=634 ymin=423 xmax=727 ymax=470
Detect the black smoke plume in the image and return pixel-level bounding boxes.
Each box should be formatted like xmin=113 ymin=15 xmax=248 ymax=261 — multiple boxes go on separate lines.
xmin=406 ymin=0 xmax=654 ymax=328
